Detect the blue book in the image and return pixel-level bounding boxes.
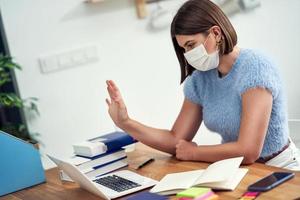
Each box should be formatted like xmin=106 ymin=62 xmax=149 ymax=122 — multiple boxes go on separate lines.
xmin=59 ymin=156 xmax=128 ymax=181
xmin=85 ymin=157 xmax=128 ymax=178
xmin=0 ymin=131 xmax=45 ymax=196
xmin=126 ymin=191 xmax=168 ymax=200
xmin=72 ymin=131 xmax=136 ymax=157
xmin=69 ymin=149 xmax=127 ymax=170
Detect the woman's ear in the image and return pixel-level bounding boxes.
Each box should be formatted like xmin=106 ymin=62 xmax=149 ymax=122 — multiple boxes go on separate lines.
xmin=211 ymin=26 xmax=222 ymax=43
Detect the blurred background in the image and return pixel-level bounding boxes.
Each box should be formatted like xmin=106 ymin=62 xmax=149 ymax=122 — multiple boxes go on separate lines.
xmin=0 ymin=0 xmax=299 ymax=169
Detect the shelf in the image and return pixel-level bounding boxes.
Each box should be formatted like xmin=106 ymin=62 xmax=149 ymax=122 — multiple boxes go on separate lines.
xmin=85 ymin=0 xmax=148 ymax=19
xmin=135 ymin=0 xmax=147 ymax=19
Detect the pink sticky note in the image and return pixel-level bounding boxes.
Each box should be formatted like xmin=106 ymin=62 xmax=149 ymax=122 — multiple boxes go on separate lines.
xmin=243 ymin=192 xmax=260 ymax=197
xmin=179 ymin=198 xmax=194 ymax=200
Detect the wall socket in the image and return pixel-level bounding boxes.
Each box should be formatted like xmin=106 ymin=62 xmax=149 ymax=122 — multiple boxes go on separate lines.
xmin=39 ymin=45 xmax=98 ymax=74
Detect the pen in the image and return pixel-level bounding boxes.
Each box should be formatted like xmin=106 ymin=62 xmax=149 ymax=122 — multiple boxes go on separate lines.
xmin=137 ymin=158 xmax=154 ymax=169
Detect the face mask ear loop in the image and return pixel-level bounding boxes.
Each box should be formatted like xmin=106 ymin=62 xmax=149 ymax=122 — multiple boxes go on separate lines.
xmin=203 ymin=32 xmax=211 ymax=49
xmin=204 ymin=31 xmax=221 ymax=53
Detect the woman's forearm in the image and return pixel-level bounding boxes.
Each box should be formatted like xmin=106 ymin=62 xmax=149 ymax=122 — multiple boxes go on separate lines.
xmin=120 ymin=118 xmax=178 ymax=155
xmin=192 ymin=142 xmax=257 ymax=164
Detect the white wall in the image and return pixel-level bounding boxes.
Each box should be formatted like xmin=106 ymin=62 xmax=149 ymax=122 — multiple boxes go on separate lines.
xmin=0 ymin=0 xmax=299 ymax=169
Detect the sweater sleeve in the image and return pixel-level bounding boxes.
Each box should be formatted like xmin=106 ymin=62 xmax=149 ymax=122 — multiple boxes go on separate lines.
xmin=183 ymin=72 xmax=203 ymax=105
xmin=238 ymin=55 xmax=281 ymax=99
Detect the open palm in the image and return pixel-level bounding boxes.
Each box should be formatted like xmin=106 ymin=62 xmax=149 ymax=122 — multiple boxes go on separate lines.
xmin=105 ymin=80 xmax=129 ymax=128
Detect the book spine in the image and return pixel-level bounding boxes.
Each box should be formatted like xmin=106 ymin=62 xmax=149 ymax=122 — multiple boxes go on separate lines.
xmin=59 ymin=157 xmax=128 ymax=182
xmin=85 ymin=158 xmax=128 ymax=178
xmin=92 ymin=156 xmax=127 ymax=170
xmin=77 ymin=150 xmax=127 ymax=170
xmin=104 ymin=135 xmax=136 ymax=153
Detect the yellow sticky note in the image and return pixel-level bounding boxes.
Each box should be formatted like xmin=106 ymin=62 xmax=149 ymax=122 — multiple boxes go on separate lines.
xmin=176 ymin=187 xmax=211 ymax=198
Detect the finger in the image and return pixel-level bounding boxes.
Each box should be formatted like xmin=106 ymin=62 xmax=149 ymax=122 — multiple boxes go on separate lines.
xmin=176 ymin=154 xmax=182 ymax=160
xmin=106 ymin=80 xmax=116 ymax=94
xmin=105 ymin=98 xmax=111 ymax=106
xmin=107 ymin=85 xmax=120 ymax=102
xmin=108 ymin=86 xmax=124 ymax=103
xmin=109 ymin=81 xmax=123 ymax=100
xmin=107 ymin=86 xmax=116 ymax=100
xmin=178 ymin=139 xmax=184 ymax=145
xmin=106 ymin=80 xmax=126 ymax=106
xmin=106 ymin=80 xmax=117 ymax=92
xmin=109 ymin=80 xmax=119 ymax=92
xmin=107 ymin=82 xmax=121 ymax=100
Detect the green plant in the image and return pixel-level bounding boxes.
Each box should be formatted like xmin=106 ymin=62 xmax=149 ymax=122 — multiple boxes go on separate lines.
xmin=0 ymin=54 xmax=39 ymax=142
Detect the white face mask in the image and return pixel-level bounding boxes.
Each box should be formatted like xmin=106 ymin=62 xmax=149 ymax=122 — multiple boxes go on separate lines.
xmin=183 ymin=35 xmax=219 ymax=71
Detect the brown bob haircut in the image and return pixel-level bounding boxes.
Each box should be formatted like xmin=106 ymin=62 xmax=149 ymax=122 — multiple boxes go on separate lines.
xmin=171 ymin=0 xmax=237 ymax=84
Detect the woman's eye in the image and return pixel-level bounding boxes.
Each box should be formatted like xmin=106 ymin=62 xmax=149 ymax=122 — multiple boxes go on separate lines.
xmin=185 ymin=46 xmax=192 ymax=52
xmin=187 ymin=44 xmax=194 ymax=50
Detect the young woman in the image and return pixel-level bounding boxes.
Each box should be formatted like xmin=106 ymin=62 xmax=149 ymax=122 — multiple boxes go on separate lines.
xmin=105 ymin=0 xmax=300 ymax=170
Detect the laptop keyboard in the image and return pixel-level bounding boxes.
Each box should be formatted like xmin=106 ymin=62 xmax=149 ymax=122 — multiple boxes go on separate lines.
xmin=93 ymin=175 xmax=141 ymax=192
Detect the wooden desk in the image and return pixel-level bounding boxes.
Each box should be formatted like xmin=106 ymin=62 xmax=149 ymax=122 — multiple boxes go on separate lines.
xmin=1 ymin=143 xmax=300 ymax=200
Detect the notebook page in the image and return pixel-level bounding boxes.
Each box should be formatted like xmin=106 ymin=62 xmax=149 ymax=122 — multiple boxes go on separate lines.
xmin=150 ymin=169 xmax=204 ymax=194
xmin=199 ymin=168 xmax=248 ymax=190
xmin=194 ymin=157 xmax=243 ymax=185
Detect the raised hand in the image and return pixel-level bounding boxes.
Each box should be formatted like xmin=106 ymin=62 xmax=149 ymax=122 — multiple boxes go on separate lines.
xmin=105 ymin=80 xmax=130 ymax=129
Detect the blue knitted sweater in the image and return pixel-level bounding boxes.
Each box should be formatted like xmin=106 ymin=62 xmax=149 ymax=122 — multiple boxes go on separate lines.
xmin=184 ymin=48 xmax=289 ymax=157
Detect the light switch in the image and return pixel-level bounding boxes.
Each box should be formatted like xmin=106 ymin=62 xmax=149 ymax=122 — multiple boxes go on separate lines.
xmin=39 ymin=56 xmax=59 ymax=73
xmin=84 ymin=46 xmax=98 ymax=61
xmin=58 ymin=54 xmax=73 ymax=68
xmin=39 ymin=45 xmax=99 ymax=74
xmin=72 ymin=50 xmax=86 ymax=65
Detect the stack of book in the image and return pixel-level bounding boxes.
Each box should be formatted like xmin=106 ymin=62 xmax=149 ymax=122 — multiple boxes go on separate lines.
xmin=59 ymin=131 xmax=136 ymax=181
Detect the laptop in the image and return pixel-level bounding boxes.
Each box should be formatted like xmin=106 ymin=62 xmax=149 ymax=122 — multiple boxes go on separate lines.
xmin=48 ymin=155 xmax=158 ymax=200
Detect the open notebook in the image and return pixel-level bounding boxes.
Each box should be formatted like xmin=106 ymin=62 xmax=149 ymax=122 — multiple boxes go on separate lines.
xmin=150 ymin=157 xmax=248 ymax=195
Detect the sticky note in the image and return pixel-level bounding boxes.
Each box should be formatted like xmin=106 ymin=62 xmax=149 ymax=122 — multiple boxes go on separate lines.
xmin=194 ymin=191 xmax=219 ymax=200
xmin=243 ymin=192 xmax=260 ymax=197
xmin=176 ymin=187 xmax=211 ymax=198
xmin=206 ymin=194 xmax=219 ymax=200
xmin=238 ymin=191 xmax=260 ymax=200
